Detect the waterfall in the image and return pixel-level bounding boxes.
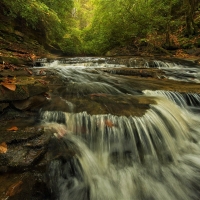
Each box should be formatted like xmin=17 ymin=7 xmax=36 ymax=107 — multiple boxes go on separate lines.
xmin=143 ymin=90 xmax=200 ymax=109
xmin=42 ymin=95 xmax=200 ymax=200
xmin=34 ymin=58 xmax=200 ymax=200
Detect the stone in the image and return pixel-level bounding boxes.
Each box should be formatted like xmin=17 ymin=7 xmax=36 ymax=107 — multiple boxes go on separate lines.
xmin=0 ymin=83 xmax=48 ymax=101
xmin=0 ymin=103 xmax=9 ymax=112
xmin=12 ymin=94 xmax=48 ymax=111
xmin=0 ymin=127 xmax=52 ymax=170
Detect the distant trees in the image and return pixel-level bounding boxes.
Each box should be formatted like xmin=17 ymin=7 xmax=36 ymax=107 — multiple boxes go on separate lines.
xmin=183 ymin=0 xmax=199 ymax=36
xmin=1 ymin=0 xmax=74 ymax=51
xmin=80 ymin=0 xmax=200 ymax=54
xmin=1 ymin=0 xmax=199 ymax=55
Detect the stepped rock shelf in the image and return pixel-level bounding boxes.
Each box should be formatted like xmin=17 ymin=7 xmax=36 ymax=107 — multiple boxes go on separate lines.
xmin=0 ymin=56 xmax=200 ymax=199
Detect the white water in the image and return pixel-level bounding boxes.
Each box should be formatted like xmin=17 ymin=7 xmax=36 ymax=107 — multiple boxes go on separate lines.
xmin=43 ymin=95 xmax=200 ymax=200
xmin=37 ymin=59 xmax=200 ymax=200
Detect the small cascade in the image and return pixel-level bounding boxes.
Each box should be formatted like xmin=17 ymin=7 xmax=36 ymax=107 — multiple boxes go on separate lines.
xmin=143 ymin=90 xmax=200 ymax=108
xmin=42 ymin=96 xmax=200 ymax=200
xmin=128 ymin=59 xmax=181 ymax=69
xmin=150 ymin=60 xmax=180 ymax=68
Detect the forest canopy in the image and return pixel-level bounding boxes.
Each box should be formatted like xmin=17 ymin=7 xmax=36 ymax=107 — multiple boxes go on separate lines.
xmin=0 ymin=0 xmax=200 ymax=55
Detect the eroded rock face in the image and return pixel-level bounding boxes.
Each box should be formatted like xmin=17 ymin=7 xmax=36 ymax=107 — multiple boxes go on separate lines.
xmin=0 ymin=83 xmax=48 ymax=101
xmin=0 ymin=127 xmax=55 ymax=196
xmin=0 ymin=125 xmax=54 ymax=199
xmin=0 ymin=68 xmax=49 ymax=115
xmin=0 ymin=127 xmax=52 ymax=172
xmin=0 ymin=103 xmax=9 ymax=112
xmin=0 ymin=171 xmax=51 ymax=200
xmin=12 ymin=94 xmax=49 ymax=111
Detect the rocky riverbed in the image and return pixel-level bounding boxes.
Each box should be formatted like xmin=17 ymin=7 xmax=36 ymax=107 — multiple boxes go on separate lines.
xmin=0 ymin=55 xmax=200 ymax=199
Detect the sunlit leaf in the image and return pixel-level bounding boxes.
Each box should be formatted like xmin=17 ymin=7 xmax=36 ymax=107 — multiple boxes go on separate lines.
xmin=7 ymin=126 xmax=18 ymax=131
xmin=2 ymin=83 xmax=16 ymax=91
xmin=0 ymin=142 xmax=7 ymax=154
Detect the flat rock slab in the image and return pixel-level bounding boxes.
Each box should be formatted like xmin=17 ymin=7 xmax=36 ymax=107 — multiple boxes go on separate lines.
xmin=41 ymin=94 xmax=156 ymax=117
xmin=123 ymin=76 xmax=200 ymax=93
xmin=101 ymin=68 xmax=164 ymax=78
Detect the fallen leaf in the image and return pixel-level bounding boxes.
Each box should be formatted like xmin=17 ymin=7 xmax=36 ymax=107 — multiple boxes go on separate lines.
xmin=7 ymin=126 xmax=18 ymax=131
xmin=2 ymin=83 xmax=16 ymax=91
xmin=105 ymin=120 xmax=114 ymax=127
xmin=6 ymin=181 xmax=23 ymax=197
xmin=0 ymin=142 xmax=7 ymax=153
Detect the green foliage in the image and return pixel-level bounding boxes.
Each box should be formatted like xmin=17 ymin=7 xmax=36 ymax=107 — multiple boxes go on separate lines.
xmin=3 ymin=0 xmax=56 ymax=28
xmin=80 ymin=0 xmax=199 ymax=54
xmin=1 ymin=0 xmax=199 ymax=55
xmin=59 ymin=28 xmax=82 ymax=55
xmin=1 ymin=0 xmax=74 ymax=47
xmin=81 ymin=0 xmax=155 ymax=54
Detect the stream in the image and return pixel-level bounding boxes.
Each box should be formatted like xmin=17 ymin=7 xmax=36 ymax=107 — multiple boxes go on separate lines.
xmin=1 ymin=57 xmax=199 ymax=200
xmin=32 ymin=57 xmax=200 ymax=200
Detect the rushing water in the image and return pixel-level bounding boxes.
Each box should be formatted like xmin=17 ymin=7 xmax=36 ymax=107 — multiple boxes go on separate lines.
xmin=37 ymin=57 xmax=200 ymax=200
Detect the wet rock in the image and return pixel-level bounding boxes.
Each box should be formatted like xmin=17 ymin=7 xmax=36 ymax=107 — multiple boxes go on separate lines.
xmin=6 ymin=146 xmax=46 ymax=169
xmin=0 ymin=127 xmax=43 ymax=145
xmin=0 ymin=83 xmax=48 ymax=101
xmin=28 ymin=83 xmax=49 ymax=96
xmin=41 ymin=96 xmax=74 ymax=112
xmin=101 ymin=68 xmax=163 ymax=78
xmin=12 ymin=94 xmax=48 ymax=111
xmin=0 ymin=85 xmax=29 ymax=101
xmin=64 ymin=95 xmax=155 ymax=117
xmin=0 ymin=172 xmax=50 ymax=200
xmin=0 ymin=108 xmax=33 ymax=121
xmin=0 ymin=102 xmax=9 ymax=112
xmin=0 ymin=128 xmax=52 ymax=171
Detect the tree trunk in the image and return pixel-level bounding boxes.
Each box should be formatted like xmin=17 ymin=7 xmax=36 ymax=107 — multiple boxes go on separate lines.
xmin=165 ymin=22 xmax=171 ymax=48
xmin=184 ymin=0 xmax=198 ymax=36
xmin=165 ymin=0 xmax=172 ymax=48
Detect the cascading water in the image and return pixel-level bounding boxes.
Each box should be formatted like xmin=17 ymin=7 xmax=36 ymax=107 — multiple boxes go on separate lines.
xmin=37 ymin=58 xmax=200 ymax=200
